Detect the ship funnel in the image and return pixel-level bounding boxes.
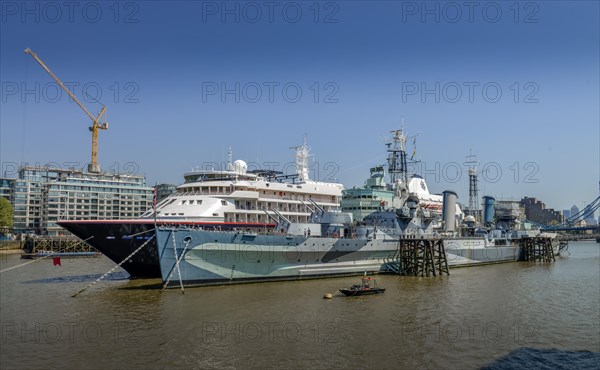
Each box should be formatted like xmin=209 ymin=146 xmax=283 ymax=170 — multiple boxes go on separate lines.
xmin=483 ymin=195 xmax=495 ymax=225
xmin=442 ymin=190 xmax=458 ymax=232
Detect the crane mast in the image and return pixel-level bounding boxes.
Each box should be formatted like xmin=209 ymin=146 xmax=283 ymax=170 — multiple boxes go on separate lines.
xmin=24 ymin=48 xmax=108 ymax=173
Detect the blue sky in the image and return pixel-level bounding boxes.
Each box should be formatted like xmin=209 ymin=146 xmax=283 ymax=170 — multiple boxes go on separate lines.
xmin=1 ymin=1 xmax=599 ymax=212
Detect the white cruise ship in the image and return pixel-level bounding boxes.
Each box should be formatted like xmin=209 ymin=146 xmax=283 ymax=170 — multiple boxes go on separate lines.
xmin=141 ymin=139 xmax=343 ymax=224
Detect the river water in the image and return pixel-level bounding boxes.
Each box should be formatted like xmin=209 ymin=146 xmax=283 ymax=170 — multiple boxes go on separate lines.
xmin=1 ymin=241 xmax=598 ymax=369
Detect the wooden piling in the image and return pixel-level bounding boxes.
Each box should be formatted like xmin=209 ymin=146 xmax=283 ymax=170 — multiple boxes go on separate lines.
xmin=519 ymin=237 xmax=555 ymax=262
xmin=392 ymin=238 xmax=449 ymax=276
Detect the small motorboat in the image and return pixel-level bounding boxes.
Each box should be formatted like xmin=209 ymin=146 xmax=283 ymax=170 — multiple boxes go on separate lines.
xmin=339 ymin=275 xmax=385 ymax=297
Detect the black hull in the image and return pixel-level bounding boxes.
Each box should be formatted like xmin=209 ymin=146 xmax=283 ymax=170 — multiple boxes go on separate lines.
xmin=57 ymin=220 xmax=275 ymax=278
xmin=340 ymin=288 xmax=386 ymax=296
xmin=57 ymin=221 xmax=160 ymax=278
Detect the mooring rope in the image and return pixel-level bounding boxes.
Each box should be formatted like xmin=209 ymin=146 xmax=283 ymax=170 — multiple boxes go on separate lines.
xmin=0 ymin=252 xmax=54 ymax=273
xmin=126 ymin=228 xmax=157 ymax=238
xmin=0 ymin=236 xmax=94 ymax=274
xmin=161 ymin=230 xmax=190 ymax=293
xmin=161 ymin=230 xmax=180 ymax=291
xmin=171 ymin=230 xmax=185 ymax=293
xmin=71 ymin=234 xmax=155 ymax=298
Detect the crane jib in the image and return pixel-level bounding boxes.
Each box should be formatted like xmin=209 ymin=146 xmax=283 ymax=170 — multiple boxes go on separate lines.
xmin=24 ymin=48 xmax=108 ymax=173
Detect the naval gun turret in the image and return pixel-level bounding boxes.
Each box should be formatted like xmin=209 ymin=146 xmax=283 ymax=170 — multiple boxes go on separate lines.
xmin=283 ymin=210 xmax=353 ymax=238
xmin=275 ymin=197 xmax=353 ymax=238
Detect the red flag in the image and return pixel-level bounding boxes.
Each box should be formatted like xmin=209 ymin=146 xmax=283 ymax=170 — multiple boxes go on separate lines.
xmin=53 ymin=256 xmax=61 ymax=266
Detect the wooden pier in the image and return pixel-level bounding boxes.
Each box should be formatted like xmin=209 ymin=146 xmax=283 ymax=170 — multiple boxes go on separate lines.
xmin=386 ymin=238 xmax=449 ymax=277
xmin=21 ymin=236 xmax=99 ymax=259
xmin=519 ymin=237 xmax=556 ymax=262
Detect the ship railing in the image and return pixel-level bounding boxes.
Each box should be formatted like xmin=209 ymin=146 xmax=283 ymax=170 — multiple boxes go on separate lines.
xmin=157 ymin=224 xmax=274 ymax=236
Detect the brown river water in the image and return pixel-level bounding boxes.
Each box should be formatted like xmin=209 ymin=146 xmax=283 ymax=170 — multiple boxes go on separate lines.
xmin=1 ymin=241 xmax=598 ymax=369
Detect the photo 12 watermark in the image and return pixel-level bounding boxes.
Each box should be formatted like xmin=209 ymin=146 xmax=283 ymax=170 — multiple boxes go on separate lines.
xmin=400 ymin=1 xmax=540 ymax=24
xmin=2 ymin=81 xmax=140 ymax=104
xmin=1 ymin=1 xmax=140 ymax=24
xmin=201 ymin=81 xmax=339 ymax=104
xmin=401 ymin=81 xmax=539 ymax=104
xmin=198 ymin=321 xmax=339 ymax=343
xmin=1 ymin=321 xmax=139 ymax=344
xmin=408 ymin=161 xmax=540 ymax=185
xmin=199 ymin=1 xmax=340 ymax=23
xmin=191 ymin=160 xmax=340 ymax=182
xmin=1 ymin=161 xmax=142 ymax=178
xmin=399 ymin=321 xmax=540 ymax=344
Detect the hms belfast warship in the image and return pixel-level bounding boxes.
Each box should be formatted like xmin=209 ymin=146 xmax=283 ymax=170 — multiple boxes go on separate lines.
xmin=58 ymin=139 xmax=344 ymax=278
xmin=157 ymin=128 xmax=526 ymax=287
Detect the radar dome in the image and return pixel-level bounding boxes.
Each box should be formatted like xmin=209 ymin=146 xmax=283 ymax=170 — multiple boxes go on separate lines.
xmin=232 ymin=160 xmax=247 ymax=174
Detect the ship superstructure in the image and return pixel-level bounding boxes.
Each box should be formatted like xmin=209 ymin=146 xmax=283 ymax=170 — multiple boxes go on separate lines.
xmin=142 ymin=143 xmax=342 ymax=225
xmin=342 ymin=126 xmax=461 ymax=224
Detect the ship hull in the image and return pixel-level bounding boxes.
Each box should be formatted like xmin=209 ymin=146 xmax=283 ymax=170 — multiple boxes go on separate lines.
xmin=57 ymin=220 xmax=274 ymax=278
xmin=444 ymin=238 xmax=520 ymax=266
xmin=57 ymin=220 xmax=160 ymax=278
xmin=157 ymin=229 xmax=521 ymax=287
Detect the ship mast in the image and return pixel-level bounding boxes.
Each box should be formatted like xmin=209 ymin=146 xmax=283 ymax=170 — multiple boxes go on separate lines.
xmin=291 ymin=135 xmax=310 ymax=182
xmin=387 ymin=118 xmax=409 ymax=198
xmin=465 ymin=149 xmax=480 ymax=222
xmin=227 ymin=146 xmax=233 ymax=171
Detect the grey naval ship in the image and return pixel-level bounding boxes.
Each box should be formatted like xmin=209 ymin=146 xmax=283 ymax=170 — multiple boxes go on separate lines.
xmin=157 ymin=128 xmax=545 ymax=287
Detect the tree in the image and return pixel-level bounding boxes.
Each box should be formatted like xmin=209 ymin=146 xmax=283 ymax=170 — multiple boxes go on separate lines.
xmin=0 ymin=198 xmax=13 ymax=230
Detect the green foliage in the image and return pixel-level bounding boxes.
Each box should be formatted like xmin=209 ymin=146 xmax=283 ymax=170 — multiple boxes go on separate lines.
xmin=0 ymin=198 xmax=13 ymax=229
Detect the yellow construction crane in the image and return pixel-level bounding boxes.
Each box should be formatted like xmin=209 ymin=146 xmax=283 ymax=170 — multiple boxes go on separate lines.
xmin=24 ymin=48 xmax=108 ymax=173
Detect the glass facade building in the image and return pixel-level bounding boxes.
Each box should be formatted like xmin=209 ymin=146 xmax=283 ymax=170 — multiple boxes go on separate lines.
xmin=0 ymin=178 xmax=14 ymax=202
xmin=12 ymin=166 xmax=153 ymax=235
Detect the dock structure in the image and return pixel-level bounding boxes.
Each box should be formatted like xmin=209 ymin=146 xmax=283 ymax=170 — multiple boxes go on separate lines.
xmin=21 ymin=236 xmax=98 ymax=258
xmin=386 ymin=238 xmax=449 ymax=277
xmin=519 ymin=237 xmax=555 ymax=262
